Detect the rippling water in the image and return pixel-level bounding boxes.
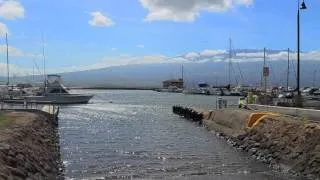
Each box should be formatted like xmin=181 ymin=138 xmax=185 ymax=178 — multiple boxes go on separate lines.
xmin=59 ymin=90 xmax=298 ymax=180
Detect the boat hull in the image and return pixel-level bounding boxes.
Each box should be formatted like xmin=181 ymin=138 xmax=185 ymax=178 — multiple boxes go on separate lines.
xmin=4 ymin=94 xmax=93 ymax=104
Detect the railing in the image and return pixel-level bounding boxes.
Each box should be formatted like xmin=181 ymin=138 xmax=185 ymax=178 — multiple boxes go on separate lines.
xmin=0 ymin=100 xmax=59 ymax=119
xmin=215 ymin=97 xmax=239 ymax=109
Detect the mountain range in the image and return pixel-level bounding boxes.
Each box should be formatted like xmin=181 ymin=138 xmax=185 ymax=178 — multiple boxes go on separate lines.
xmin=1 ymin=49 xmax=319 ymax=88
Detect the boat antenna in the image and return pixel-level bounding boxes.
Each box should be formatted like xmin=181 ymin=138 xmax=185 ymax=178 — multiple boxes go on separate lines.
xmin=6 ymin=33 xmax=9 ymax=86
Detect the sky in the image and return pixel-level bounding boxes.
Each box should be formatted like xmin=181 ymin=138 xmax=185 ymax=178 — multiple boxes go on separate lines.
xmin=0 ymin=0 xmax=319 ymax=76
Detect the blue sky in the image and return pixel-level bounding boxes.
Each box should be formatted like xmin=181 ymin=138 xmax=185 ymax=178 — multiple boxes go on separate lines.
xmin=0 ymin=0 xmax=319 ymax=75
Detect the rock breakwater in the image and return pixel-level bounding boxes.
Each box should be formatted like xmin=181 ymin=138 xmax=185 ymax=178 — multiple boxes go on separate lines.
xmin=0 ymin=110 xmax=62 ymax=179
xmin=173 ymin=107 xmax=320 ymax=179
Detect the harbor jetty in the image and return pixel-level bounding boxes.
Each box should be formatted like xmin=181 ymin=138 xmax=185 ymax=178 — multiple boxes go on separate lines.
xmin=173 ymin=105 xmax=320 ymax=179
xmin=0 ymin=110 xmax=62 ymax=179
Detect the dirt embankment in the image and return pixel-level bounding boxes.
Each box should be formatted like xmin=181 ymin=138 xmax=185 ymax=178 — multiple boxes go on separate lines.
xmin=0 ymin=110 xmax=61 ymax=180
xmin=202 ymin=109 xmax=320 ymax=179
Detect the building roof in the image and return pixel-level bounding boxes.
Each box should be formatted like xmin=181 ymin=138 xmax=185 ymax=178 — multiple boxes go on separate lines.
xmin=162 ymin=79 xmax=183 ymax=83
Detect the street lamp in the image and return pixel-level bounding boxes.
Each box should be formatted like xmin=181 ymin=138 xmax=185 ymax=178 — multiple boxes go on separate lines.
xmin=296 ymin=0 xmax=307 ymax=107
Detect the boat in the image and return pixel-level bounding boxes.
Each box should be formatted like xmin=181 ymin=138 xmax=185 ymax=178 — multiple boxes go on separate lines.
xmin=1 ymin=34 xmax=93 ymax=104
xmin=4 ymin=75 xmax=93 ymax=104
xmin=155 ymin=86 xmax=183 ymax=93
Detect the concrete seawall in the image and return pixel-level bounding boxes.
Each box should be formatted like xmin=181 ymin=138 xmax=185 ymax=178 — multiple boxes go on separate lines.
xmin=173 ymin=106 xmax=320 ymax=179
xmin=248 ymin=104 xmax=320 ymax=122
xmin=0 ymin=110 xmax=62 ymax=179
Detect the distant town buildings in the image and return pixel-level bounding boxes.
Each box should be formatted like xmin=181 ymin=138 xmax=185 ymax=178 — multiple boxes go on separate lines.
xmin=162 ymin=79 xmax=184 ymax=89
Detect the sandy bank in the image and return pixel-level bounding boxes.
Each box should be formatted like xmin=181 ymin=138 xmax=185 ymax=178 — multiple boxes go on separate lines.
xmin=0 ymin=110 xmax=61 ymax=179
xmin=188 ymin=108 xmax=320 ymax=179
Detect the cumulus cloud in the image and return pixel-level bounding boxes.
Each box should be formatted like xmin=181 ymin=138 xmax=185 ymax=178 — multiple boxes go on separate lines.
xmin=200 ymin=49 xmax=227 ymax=56
xmin=89 ymin=11 xmax=114 ymax=27
xmin=185 ymin=52 xmax=199 ymax=59
xmin=55 ymin=50 xmax=320 ymax=73
xmin=0 ymin=22 xmax=9 ymax=36
xmin=0 ymin=0 xmax=24 ymax=20
xmin=140 ymin=0 xmax=252 ymax=22
xmin=4 ymin=49 xmax=320 ymax=75
xmin=136 ymin=44 xmax=145 ymax=48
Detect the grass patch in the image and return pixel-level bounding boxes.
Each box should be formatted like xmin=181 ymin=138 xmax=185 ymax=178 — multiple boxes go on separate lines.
xmin=0 ymin=113 xmax=13 ymax=129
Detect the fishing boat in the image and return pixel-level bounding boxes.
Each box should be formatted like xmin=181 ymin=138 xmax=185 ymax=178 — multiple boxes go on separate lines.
xmin=4 ymin=75 xmax=93 ymax=104
xmin=1 ymin=34 xmax=93 ymax=104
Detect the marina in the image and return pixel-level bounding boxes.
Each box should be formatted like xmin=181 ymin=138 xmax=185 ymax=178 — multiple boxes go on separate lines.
xmin=0 ymin=0 xmax=319 ymax=179
xmin=58 ymin=90 xmax=301 ymax=179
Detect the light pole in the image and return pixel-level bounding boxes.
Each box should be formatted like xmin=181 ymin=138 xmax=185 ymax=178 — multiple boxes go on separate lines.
xmin=296 ymin=0 xmax=307 ymax=106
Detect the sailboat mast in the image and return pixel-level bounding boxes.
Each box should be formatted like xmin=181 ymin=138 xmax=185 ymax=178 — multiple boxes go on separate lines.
xmin=33 ymin=61 xmax=35 ymax=81
xmin=287 ymin=48 xmax=290 ymax=91
xmin=42 ymin=35 xmax=46 ymax=82
xmin=264 ymin=48 xmax=267 ymax=92
xmin=228 ymin=38 xmax=232 ymax=86
xmin=181 ymin=64 xmax=184 ymax=81
xmin=6 ymin=33 xmax=9 ymax=86
xmin=181 ymin=64 xmax=184 ymax=88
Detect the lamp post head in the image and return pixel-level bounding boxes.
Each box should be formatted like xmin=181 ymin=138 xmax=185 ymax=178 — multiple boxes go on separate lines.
xmin=300 ymin=1 xmax=307 ymax=10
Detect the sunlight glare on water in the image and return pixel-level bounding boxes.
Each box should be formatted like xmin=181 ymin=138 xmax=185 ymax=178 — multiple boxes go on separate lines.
xmin=59 ymin=90 xmax=299 ymax=180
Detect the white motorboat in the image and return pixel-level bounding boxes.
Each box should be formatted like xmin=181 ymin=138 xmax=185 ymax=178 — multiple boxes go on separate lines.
xmin=4 ymin=75 xmax=93 ymax=104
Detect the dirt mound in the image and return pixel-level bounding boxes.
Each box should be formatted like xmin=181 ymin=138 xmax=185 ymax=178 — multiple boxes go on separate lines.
xmin=235 ymin=117 xmax=320 ymax=178
xmin=0 ymin=111 xmax=61 ymax=179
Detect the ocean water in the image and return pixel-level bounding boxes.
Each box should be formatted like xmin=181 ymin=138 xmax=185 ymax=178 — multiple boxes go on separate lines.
xmin=58 ymin=90 xmax=298 ymax=180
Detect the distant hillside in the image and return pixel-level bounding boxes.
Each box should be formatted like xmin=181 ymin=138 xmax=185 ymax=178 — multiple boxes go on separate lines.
xmin=1 ymin=49 xmax=319 ymax=88
xmin=58 ymin=60 xmax=318 ymax=88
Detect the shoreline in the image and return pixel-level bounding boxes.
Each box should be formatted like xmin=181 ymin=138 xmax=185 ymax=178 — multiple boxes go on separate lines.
xmin=173 ymin=106 xmax=320 ymax=179
xmin=0 ymin=110 xmax=62 ymax=179
xmin=70 ymin=87 xmax=158 ymax=90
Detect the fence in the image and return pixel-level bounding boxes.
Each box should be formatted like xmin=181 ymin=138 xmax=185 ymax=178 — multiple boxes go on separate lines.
xmin=0 ymin=100 xmax=59 ymax=119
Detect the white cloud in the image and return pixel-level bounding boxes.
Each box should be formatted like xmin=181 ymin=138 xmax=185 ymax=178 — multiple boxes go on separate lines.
xmin=136 ymin=44 xmax=145 ymax=48
xmin=0 ymin=63 xmax=31 ymax=76
xmin=201 ymin=49 xmax=227 ymax=56
xmin=140 ymin=0 xmax=252 ymax=22
xmin=236 ymin=52 xmax=264 ymax=58
xmin=52 ymin=50 xmax=320 ymax=73
xmin=89 ymin=11 xmax=114 ymax=27
xmin=0 ymin=0 xmax=24 ymax=20
xmin=111 ymin=48 xmax=117 ymax=51
xmin=185 ymin=52 xmax=199 ymax=59
xmin=4 ymin=49 xmax=320 ymax=76
xmin=0 ymin=22 xmax=9 ymax=36
xmin=0 ymin=44 xmax=40 ymax=57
